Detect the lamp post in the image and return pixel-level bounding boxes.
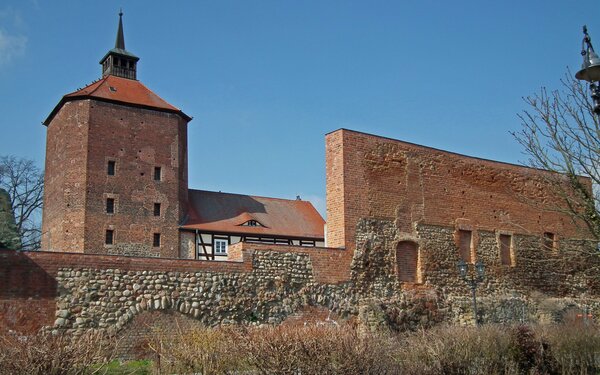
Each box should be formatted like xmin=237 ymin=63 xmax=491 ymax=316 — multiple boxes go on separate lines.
xmin=457 ymin=260 xmax=486 ymax=326
xmin=575 ymin=25 xmax=600 ymax=114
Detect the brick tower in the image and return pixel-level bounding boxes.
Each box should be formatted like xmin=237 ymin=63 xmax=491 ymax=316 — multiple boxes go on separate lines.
xmin=41 ymin=12 xmax=191 ymax=257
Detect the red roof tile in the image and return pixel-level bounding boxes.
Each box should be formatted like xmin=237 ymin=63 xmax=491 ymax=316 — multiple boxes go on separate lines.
xmin=182 ymin=190 xmax=325 ymax=239
xmin=44 ymin=75 xmax=190 ymax=125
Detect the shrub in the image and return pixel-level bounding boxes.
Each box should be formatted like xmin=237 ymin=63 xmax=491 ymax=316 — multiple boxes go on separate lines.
xmin=148 ymin=326 xmax=245 ymax=375
xmin=0 ymin=330 xmax=116 ymax=375
xmin=236 ymin=324 xmax=397 ymax=375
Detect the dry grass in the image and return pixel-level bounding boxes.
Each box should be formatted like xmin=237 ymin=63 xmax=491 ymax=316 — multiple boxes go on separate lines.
xmin=3 ymin=323 xmax=600 ymax=374
xmin=0 ymin=330 xmax=116 ymax=375
xmin=150 ymin=323 xmax=600 ymax=375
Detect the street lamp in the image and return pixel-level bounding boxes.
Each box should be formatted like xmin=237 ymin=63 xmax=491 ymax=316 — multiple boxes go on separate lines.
xmin=575 ymin=25 xmax=600 ymax=114
xmin=457 ymin=259 xmax=486 ymax=326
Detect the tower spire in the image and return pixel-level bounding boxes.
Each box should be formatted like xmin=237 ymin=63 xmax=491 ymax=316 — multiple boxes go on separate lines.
xmin=99 ymin=10 xmax=139 ymax=80
xmin=115 ymin=9 xmax=125 ymax=50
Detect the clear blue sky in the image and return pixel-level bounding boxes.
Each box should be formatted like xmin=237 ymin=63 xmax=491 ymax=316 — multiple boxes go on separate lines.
xmin=0 ymin=1 xmax=598 ymax=216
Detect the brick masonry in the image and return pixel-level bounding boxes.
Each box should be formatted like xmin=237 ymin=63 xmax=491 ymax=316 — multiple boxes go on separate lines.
xmin=41 ymin=99 xmax=189 ymax=257
xmin=325 ymin=128 xmax=588 ymax=254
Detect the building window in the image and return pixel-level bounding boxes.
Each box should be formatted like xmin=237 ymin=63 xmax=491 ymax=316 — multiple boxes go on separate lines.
xmin=153 ymin=203 xmax=161 ymax=217
xmin=214 ymin=239 xmax=228 ymax=255
xmin=106 ymin=198 xmax=115 ymax=214
xmin=105 ymin=230 xmax=114 ymax=245
xmin=396 ymin=241 xmax=419 ymax=283
xmin=499 ymin=234 xmax=513 ymax=266
xmin=154 ymin=167 xmax=162 ymax=181
xmin=107 ymin=161 xmax=116 ymax=176
xmin=543 ymin=232 xmax=556 ymax=251
xmin=153 ymin=233 xmax=161 ymax=247
xmin=241 ymin=220 xmax=262 ymax=227
xmin=458 ymin=230 xmax=473 ymax=263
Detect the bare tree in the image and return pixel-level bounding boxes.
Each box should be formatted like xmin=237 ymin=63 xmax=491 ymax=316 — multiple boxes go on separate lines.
xmin=0 ymin=156 xmax=44 ymax=250
xmin=513 ymin=73 xmax=599 ymax=242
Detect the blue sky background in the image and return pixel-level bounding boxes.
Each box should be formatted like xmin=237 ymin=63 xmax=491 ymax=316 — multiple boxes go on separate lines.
xmin=0 ymin=1 xmax=598 ymax=217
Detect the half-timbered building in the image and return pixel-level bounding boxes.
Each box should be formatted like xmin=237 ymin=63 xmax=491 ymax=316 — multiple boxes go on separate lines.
xmin=181 ymin=190 xmax=325 ymax=260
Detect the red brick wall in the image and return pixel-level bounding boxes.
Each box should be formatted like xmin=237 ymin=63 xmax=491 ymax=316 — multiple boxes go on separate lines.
xmin=325 ymin=129 xmax=587 ymax=254
xmin=41 ymin=100 xmax=91 ymax=252
xmin=42 ymin=99 xmax=189 ymax=257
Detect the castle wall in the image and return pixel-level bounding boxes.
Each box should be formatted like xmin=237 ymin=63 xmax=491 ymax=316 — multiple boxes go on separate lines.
xmin=325 ymin=129 xmax=588 ymax=254
xmin=2 ymin=228 xmax=598 ymax=346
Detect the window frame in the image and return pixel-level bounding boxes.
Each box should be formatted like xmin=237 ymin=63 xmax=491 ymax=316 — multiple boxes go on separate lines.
xmin=153 ymin=202 xmax=161 ymax=217
xmin=214 ymin=238 xmax=228 ymax=255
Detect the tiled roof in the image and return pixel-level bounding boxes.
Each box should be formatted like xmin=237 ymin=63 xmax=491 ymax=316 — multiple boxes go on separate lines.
xmin=43 ymin=75 xmax=191 ymax=125
xmin=182 ymin=190 xmax=325 ymax=239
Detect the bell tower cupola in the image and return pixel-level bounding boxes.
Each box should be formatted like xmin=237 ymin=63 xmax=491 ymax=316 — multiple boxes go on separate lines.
xmin=99 ymin=10 xmax=139 ymax=80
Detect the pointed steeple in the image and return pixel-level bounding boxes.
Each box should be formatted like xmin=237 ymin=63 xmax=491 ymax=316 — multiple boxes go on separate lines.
xmin=99 ymin=10 xmax=139 ymax=80
xmin=115 ymin=9 xmax=125 ymax=50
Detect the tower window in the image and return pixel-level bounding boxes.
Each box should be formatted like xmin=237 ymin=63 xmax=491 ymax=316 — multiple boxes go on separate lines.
xmin=154 ymin=167 xmax=162 ymax=181
xmin=107 ymin=161 xmax=116 ymax=176
xmin=105 ymin=230 xmax=114 ymax=245
xmin=106 ymin=198 xmax=115 ymax=214
xmin=153 ymin=203 xmax=161 ymax=217
xmin=153 ymin=233 xmax=161 ymax=247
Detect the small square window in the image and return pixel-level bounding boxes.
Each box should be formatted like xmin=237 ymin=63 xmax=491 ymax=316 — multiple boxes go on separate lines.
xmin=153 ymin=203 xmax=161 ymax=217
xmin=153 ymin=233 xmax=161 ymax=247
xmin=105 ymin=229 xmax=114 ymax=245
xmin=154 ymin=167 xmax=162 ymax=181
xmin=214 ymin=239 xmax=228 ymax=255
xmin=107 ymin=161 xmax=116 ymax=176
xmin=106 ymin=198 xmax=115 ymax=214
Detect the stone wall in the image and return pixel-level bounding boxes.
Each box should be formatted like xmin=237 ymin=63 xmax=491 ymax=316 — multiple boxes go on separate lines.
xmin=4 ymin=219 xmax=599 ymax=349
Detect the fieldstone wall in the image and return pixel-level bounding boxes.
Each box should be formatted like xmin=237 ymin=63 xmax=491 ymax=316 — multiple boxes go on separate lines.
xmin=349 ymin=217 xmax=600 ymax=327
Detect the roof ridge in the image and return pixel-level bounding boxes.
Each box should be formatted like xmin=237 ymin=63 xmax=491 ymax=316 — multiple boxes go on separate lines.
xmin=87 ymin=76 xmax=109 ymax=96
xmin=189 ymin=188 xmax=310 ymax=204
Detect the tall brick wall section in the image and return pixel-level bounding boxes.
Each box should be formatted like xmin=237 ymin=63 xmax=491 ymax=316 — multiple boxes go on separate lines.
xmin=41 ymin=100 xmax=91 ymax=252
xmin=42 ymin=99 xmax=189 ymax=257
xmin=325 ymin=128 xmax=589 ymax=254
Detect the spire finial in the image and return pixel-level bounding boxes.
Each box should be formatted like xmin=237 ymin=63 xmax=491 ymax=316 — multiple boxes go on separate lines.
xmin=115 ymin=9 xmax=125 ymax=50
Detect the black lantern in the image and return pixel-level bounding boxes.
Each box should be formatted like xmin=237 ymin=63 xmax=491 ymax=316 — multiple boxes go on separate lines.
xmin=575 ymin=26 xmax=600 ymax=114
xmin=456 ymin=259 xmax=486 ymax=326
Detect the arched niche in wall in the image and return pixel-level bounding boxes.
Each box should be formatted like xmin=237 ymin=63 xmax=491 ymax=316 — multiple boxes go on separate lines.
xmin=396 ymin=240 xmax=419 ymax=283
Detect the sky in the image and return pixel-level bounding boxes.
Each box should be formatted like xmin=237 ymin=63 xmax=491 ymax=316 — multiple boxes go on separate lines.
xmin=0 ymin=0 xmax=598 ymax=217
